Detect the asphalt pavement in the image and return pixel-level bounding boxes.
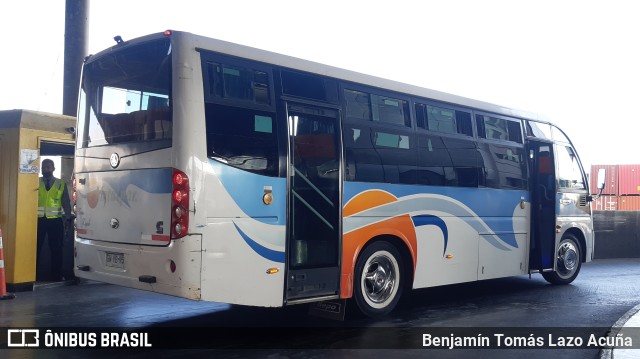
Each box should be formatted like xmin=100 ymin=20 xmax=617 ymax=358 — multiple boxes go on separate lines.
xmin=2 ymin=258 xmax=640 ymax=358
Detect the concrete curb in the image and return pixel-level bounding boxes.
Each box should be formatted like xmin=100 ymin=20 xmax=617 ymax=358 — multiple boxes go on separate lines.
xmin=600 ymin=302 xmax=640 ymax=359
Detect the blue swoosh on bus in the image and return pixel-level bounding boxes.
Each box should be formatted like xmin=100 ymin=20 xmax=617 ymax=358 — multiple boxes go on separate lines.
xmin=343 ymin=189 xmax=519 ymax=252
xmin=412 ymin=214 xmax=449 ymax=256
xmin=233 ymin=223 xmax=285 ymax=263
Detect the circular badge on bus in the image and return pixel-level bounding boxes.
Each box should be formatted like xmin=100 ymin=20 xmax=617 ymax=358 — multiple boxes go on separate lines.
xmin=110 ymin=153 xmax=120 ymax=168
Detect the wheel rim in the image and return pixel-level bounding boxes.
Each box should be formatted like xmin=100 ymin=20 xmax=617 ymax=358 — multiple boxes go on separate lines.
xmin=361 ymin=251 xmax=398 ymax=307
xmin=556 ymin=240 xmax=578 ymax=278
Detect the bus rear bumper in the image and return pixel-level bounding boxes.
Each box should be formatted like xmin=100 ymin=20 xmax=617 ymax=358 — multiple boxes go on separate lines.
xmin=74 ymin=235 xmax=202 ymax=300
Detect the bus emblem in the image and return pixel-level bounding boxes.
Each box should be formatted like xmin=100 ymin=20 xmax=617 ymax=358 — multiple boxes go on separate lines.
xmin=110 ymin=218 xmax=120 ymax=229
xmin=110 ymin=153 xmax=120 ymax=168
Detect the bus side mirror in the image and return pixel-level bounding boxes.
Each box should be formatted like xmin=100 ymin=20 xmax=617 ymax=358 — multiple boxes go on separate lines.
xmin=590 ymin=168 xmax=607 ymax=202
xmin=597 ymin=168 xmax=606 ymax=191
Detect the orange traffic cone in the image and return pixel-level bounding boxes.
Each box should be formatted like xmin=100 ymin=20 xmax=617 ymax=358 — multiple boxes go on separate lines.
xmin=0 ymin=227 xmax=16 ymax=300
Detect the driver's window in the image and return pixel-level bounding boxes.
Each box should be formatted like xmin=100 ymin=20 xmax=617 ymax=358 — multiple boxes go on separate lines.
xmin=556 ymin=145 xmax=585 ymax=190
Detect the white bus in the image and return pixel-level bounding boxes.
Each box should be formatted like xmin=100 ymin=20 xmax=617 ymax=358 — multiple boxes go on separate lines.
xmin=74 ymin=30 xmax=595 ymax=317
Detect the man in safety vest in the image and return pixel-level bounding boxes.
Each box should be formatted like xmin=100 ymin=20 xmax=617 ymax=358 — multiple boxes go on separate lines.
xmin=37 ymin=159 xmax=72 ymax=281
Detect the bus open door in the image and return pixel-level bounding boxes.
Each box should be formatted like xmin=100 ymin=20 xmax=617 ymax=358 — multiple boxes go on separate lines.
xmin=528 ymin=140 xmax=557 ymax=272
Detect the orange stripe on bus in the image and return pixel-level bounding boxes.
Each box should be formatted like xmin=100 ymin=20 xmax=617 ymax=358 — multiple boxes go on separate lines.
xmin=340 ymin=214 xmax=417 ymax=298
xmin=343 ymin=190 xmax=397 ymax=217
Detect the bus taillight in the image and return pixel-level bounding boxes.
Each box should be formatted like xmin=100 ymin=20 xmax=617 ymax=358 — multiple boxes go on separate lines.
xmin=171 ymin=169 xmax=189 ymax=239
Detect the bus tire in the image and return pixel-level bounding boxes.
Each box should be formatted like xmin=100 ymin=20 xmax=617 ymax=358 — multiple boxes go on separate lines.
xmin=354 ymin=241 xmax=404 ymax=317
xmin=542 ymin=233 xmax=582 ymax=285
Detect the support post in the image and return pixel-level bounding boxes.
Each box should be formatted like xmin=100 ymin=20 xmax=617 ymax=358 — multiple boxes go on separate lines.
xmin=62 ymin=0 xmax=89 ymax=117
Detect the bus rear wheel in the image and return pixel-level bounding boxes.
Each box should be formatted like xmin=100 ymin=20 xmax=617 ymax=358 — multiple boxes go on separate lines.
xmin=354 ymin=241 xmax=404 ymax=318
xmin=542 ymin=233 xmax=582 ymax=285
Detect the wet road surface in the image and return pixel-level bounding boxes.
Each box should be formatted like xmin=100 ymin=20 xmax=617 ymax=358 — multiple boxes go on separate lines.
xmin=2 ymin=258 xmax=640 ymax=358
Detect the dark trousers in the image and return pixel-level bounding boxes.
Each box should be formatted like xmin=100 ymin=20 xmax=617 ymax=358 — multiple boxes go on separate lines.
xmin=37 ymin=217 xmax=64 ymax=281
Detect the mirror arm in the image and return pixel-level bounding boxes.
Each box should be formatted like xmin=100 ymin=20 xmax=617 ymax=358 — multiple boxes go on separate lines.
xmin=589 ymin=186 xmax=605 ymax=202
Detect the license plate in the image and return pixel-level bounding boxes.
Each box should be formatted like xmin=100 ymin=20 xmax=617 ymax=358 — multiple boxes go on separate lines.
xmin=105 ymin=252 xmax=125 ymax=269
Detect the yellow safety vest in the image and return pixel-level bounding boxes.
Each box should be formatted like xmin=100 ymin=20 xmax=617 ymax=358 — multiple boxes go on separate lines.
xmin=38 ymin=178 xmax=65 ymax=218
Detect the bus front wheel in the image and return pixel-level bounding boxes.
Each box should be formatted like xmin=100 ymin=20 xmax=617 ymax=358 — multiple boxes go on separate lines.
xmin=354 ymin=241 xmax=404 ymax=317
xmin=542 ymin=233 xmax=582 ymax=285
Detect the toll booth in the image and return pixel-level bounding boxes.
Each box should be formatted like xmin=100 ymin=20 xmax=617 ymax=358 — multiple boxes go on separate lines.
xmin=0 ymin=110 xmax=76 ymax=291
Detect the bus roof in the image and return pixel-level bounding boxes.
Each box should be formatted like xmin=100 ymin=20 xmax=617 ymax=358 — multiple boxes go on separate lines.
xmin=91 ymin=30 xmax=552 ymax=124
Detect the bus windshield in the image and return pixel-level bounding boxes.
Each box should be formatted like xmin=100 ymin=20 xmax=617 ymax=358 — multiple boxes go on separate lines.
xmin=77 ymin=38 xmax=172 ymax=148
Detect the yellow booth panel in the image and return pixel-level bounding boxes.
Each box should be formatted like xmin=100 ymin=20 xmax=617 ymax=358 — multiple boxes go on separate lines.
xmin=0 ymin=110 xmax=76 ymax=289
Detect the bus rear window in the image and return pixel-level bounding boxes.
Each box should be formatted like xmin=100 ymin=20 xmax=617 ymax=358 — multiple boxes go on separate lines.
xmin=77 ymin=38 xmax=172 ymax=148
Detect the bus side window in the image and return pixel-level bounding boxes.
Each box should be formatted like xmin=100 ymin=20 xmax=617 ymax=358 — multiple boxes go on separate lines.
xmin=204 ymin=61 xmax=271 ymax=106
xmin=344 ymin=90 xmax=371 ymax=121
xmin=372 ymin=95 xmax=410 ymax=127
xmin=204 ymin=103 xmax=279 ymax=177
xmin=342 ymin=125 xmax=384 ymax=183
xmin=373 ymin=130 xmax=416 ymax=184
xmin=476 ymin=115 xmax=523 ymax=143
